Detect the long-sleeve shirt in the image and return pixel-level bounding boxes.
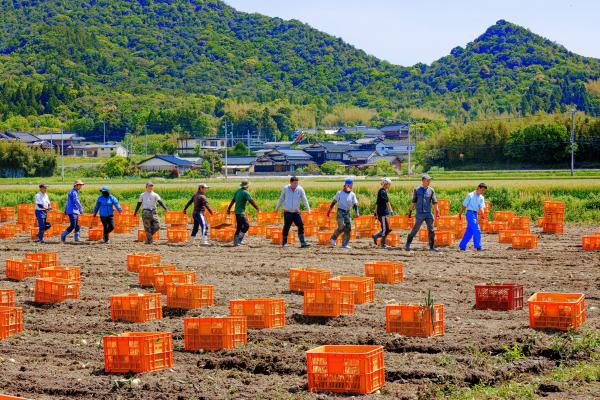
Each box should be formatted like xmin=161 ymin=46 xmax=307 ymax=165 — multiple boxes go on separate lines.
xmin=64 ymin=188 xmax=83 ymax=215
xmin=35 ymin=192 xmax=50 ymax=211
xmin=184 ymin=192 xmax=211 ymax=214
xmin=93 ymin=194 xmax=122 ymax=217
xmin=275 ymin=185 xmax=310 ymax=213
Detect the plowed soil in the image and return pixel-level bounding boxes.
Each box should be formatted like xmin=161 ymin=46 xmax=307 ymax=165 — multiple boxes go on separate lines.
xmin=0 ymin=224 xmax=599 ymax=399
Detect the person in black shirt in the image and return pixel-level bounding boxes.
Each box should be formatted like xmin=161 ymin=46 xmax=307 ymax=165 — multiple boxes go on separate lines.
xmin=183 ymin=184 xmax=214 ymax=245
xmin=372 ymin=177 xmax=394 ymax=249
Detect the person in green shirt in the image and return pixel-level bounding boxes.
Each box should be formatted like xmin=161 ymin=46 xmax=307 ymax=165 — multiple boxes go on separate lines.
xmin=227 ymin=180 xmax=260 ymax=246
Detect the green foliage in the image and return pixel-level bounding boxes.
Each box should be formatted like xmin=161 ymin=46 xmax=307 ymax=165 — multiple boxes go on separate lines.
xmin=551 ymin=329 xmax=600 ymax=360
xmin=501 ymin=343 xmax=528 ymax=363
xmin=0 ymin=141 xmax=56 ymax=177
xmin=506 ymin=123 xmax=570 ymax=163
xmin=365 ymin=159 xmax=396 ymax=176
xmin=228 ymin=141 xmax=254 ymax=156
xmin=199 ymin=151 xmax=223 ymax=177
xmin=320 ymin=161 xmax=345 ymax=175
xmin=101 ymin=156 xmax=137 ymax=177
xmin=131 ymin=134 xmax=177 ymax=155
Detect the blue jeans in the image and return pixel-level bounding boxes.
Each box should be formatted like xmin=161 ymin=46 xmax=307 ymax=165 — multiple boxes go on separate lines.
xmin=64 ymin=214 xmax=80 ymax=235
xmin=35 ymin=210 xmax=51 ymax=241
xmin=459 ymin=211 xmax=482 ymax=250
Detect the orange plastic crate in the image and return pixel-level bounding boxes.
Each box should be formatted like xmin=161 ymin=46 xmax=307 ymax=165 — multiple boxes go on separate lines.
xmin=45 ymin=224 xmax=67 ymax=237
xmin=5 ymin=259 xmax=39 ymax=281
xmin=213 ymin=228 xmax=235 ymax=242
xmin=110 ymin=293 xmax=162 ymax=323
xmin=184 ymin=316 xmax=247 ymax=351
xmin=483 ymin=220 xmax=508 ymax=233
xmin=34 ymin=278 xmax=80 ymax=303
xmin=138 ymin=264 xmax=177 ymax=287
xmin=166 ymin=283 xmax=214 ymax=309
xmin=0 ymin=394 xmax=30 ymax=399
xmin=475 ymin=283 xmax=523 ymax=311
xmin=153 ymin=271 xmax=197 ymax=294
xmin=542 ymin=222 xmax=564 ymax=234
xmin=582 ymin=235 xmax=600 ymax=251
xmin=364 ymin=261 xmax=403 ymax=284
xmin=127 ymin=253 xmax=160 ymax=273
xmin=375 ymin=233 xmax=402 ymax=247
xmin=115 ymin=213 xmax=138 ymax=227
xmin=543 ymin=213 xmax=565 ymax=224
xmin=0 ymin=289 xmax=15 ymax=307
xmin=289 ymin=268 xmax=331 ymax=292
xmin=25 ymin=252 xmax=58 ymax=269
xmin=113 ymin=224 xmax=132 ymax=234
xmin=543 ymin=201 xmax=566 ymax=214
xmin=327 ymin=276 xmax=374 ymax=304
xmin=0 ymin=226 xmax=16 ymax=239
xmin=248 ymin=225 xmax=266 ymax=236
xmin=536 ymin=216 xmax=545 ymax=227
xmin=386 ymin=304 xmax=444 ymax=337
xmin=264 ymin=226 xmax=279 ymax=239
xmin=494 ymin=211 xmax=515 ymax=222
xmin=303 ymin=225 xmax=319 ymax=237
xmin=436 ymin=216 xmax=459 ymax=230
xmin=354 ymin=216 xmax=376 ymax=231
xmin=304 ymin=289 xmax=354 ymax=317
xmin=498 ymin=229 xmax=528 ymax=244
xmin=164 ymin=211 xmax=188 ymax=225
xmin=302 ymin=212 xmax=318 ymax=226
xmin=0 ymin=306 xmax=23 ymax=340
xmin=271 ymin=231 xmax=296 ymax=245
xmin=317 ymin=231 xmax=338 ymax=245
xmin=77 ymin=214 xmax=99 ymax=228
xmin=229 ymin=298 xmax=285 ymax=329
xmin=137 ymin=229 xmax=160 ymax=242
xmin=46 ymin=211 xmax=67 ymax=224
xmin=435 ymin=230 xmax=455 ymax=246
xmin=88 ymin=227 xmax=103 ymax=241
xmin=511 ymin=234 xmax=538 ymax=249
xmin=103 ymin=332 xmax=173 ymax=373
xmin=0 ymin=207 xmax=15 ymax=222
xmin=388 ymin=215 xmax=414 ymax=230
xmin=167 ymin=229 xmax=189 ymax=244
xmin=509 ymin=216 xmax=530 ymax=230
xmin=437 ymin=199 xmax=451 ymax=215
xmin=528 ymin=292 xmax=585 ymax=331
xmin=39 ymin=266 xmax=81 ymax=282
xmin=306 ymin=345 xmax=385 ymax=394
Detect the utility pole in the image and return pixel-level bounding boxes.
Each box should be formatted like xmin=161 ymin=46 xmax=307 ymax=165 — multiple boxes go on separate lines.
xmin=144 ymin=124 xmax=148 ymax=156
xmin=125 ymin=126 xmax=130 ymax=156
xmin=102 ymin=120 xmax=106 ymax=144
xmin=247 ymin=129 xmax=250 ymax=155
xmin=570 ymin=109 xmax=575 ymax=176
xmin=407 ymin=122 xmax=412 ymax=175
xmin=223 ymin=120 xmax=228 ymax=179
xmin=60 ymin=129 xmax=65 ymax=181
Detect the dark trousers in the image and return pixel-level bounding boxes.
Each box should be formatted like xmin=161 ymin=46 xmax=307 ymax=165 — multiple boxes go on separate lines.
xmin=191 ymin=211 xmax=209 ymax=237
xmin=407 ymin=215 xmax=435 ymax=247
xmin=100 ymin=216 xmax=115 ymax=242
xmin=234 ymin=214 xmax=249 ymax=237
xmin=373 ymin=215 xmax=391 ymax=245
xmin=65 ymin=214 xmax=80 ymax=234
xmin=282 ymin=211 xmax=304 ymax=244
xmin=36 ymin=210 xmax=51 ymax=241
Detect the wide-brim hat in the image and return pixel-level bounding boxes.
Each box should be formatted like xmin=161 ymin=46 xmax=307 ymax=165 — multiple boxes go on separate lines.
xmin=74 ymin=180 xmax=85 ymax=186
xmin=240 ymin=181 xmax=249 ymax=188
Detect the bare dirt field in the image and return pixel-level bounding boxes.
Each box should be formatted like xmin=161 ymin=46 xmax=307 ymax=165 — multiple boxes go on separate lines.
xmin=0 ymin=224 xmax=599 ymax=400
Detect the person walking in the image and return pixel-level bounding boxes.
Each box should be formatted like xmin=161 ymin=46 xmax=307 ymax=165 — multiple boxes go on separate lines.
xmin=183 ymin=183 xmax=214 ymax=245
xmin=275 ymin=176 xmax=311 ymax=248
xmin=61 ymin=180 xmax=85 ymax=243
xmin=227 ymin=180 xmax=260 ymax=246
xmin=405 ymin=174 xmax=440 ymax=251
xmin=458 ymin=183 xmax=488 ymax=251
xmin=372 ymin=177 xmax=394 ymax=249
xmin=134 ymin=182 xmax=168 ymax=244
xmin=35 ymin=184 xmax=52 ymax=243
xmin=92 ymin=186 xmax=122 ymax=243
xmin=327 ymin=178 xmax=359 ymax=249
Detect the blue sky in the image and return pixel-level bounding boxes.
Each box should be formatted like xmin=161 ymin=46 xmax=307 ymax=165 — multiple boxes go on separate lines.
xmin=224 ymin=0 xmax=599 ymax=66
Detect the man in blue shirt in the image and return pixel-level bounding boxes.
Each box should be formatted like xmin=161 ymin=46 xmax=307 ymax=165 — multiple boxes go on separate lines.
xmin=92 ymin=186 xmax=122 ymax=243
xmin=61 ymin=180 xmax=85 ymax=243
xmin=458 ymin=183 xmax=488 ymax=251
xmin=405 ymin=175 xmax=440 ymax=251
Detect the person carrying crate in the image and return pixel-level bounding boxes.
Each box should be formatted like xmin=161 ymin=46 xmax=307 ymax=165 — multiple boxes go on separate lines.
xmin=134 ymin=182 xmax=169 ymax=244
xmin=458 ymin=183 xmax=488 ymax=251
xmin=227 ymin=180 xmax=260 ymax=246
xmin=327 ymin=178 xmax=359 ymax=249
xmin=61 ymin=180 xmax=85 ymax=243
xmin=92 ymin=186 xmax=122 ymax=243
xmin=372 ymin=177 xmax=394 ymax=249
xmin=35 ymin=183 xmax=52 ymax=243
xmin=405 ymin=174 xmax=440 ymax=252
xmin=275 ymin=176 xmax=311 ymax=248
xmin=183 ymin=183 xmax=214 ymax=245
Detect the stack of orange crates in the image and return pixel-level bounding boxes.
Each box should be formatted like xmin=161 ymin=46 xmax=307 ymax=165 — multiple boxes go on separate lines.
xmin=437 ymin=200 xmax=451 ymax=216
xmin=127 ymin=253 xmax=160 ymax=273
xmin=77 ymin=214 xmax=99 ymax=228
xmin=364 ymin=261 xmax=403 ymax=284
xmin=388 ymin=215 xmax=414 ymax=230
xmin=103 ymin=332 xmax=173 ymax=373
xmin=582 ymin=234 xmax=600 ymax=251
xmin=88 ymin=227 xmax=103 ymax=241
xmin=419 ymin=230 xmax=455 ymax=246
xmin=165 ymin=283 xmax=214 ymax=309
xmin=271 ymin=231 xmax=296 ymax=245
xmin=511 ymin=234 xmax=538 ymax=249
xmin=0 ymin=225 xmax=18 ymax=239
xmin=0 ymin=206 xmax=15 ymax=222
xmin=166 ymin=227 xmax=190 ymax=243
xmin=374 ymin=233 xmax=401 ymax=247
xmin=483 ymin=220 xmax=508 ymax=233
xmin=306 ymin=345 xmax=385 ymax=394
xmin=303 ymin=225 xmax=319 ymax=237
xmin=303 ymin=289 xmax=354 ymax=317
xmin=153 ymin=271 xmax=196 ymax=294
xmin=494 ymin=211 xmax=515 ymax=223
xmin=264 ymin=226 xmax=279 ymax=239
xmin=5 ymin=259 xmax=39 ymax=281
xmin=164 ymin=211 xmax=188 ymax=226
xmin=17 ymin=204 xmax=36 ymax=229
xmin=528 ymin=292 xmax=585 ymax=330
xmin=248 ymin=225 xmax=266 ymax=236
xmin=110 ymin=293 xmax=162 ymax=323
xmin=46 ymin=211 xmax=67 ymax=225
xmin=229 ymin=298 xmax=285 ymax=329
xmin=39 ymin=266 xmax=80 ymax=282
xmin=0 ymin=289 xmax=15 ymax=307
xmin=386 ymin=304 xmax=444 ymax=337
xmin=184 ymin=317 xmax=247 ymax=351
xmin=542 ymin=201 xmax=566 ymax=234
xmin=137 ymin=229 xmax=160 ymax=242
xmin=138 ymin=264 xmax=177 ymax=287
xmin=0 ymin=306 xmax=22 ymax=340
xmin=317 ymin=231 xmax=336 ymax=246
xmin=289 ymin=268 xmax=330 ymax=292
xmin=354 ymin=216 xmax=376 ymax=237
xmin=327 ymin=276 xmax=374 ymax=304
xmin=509 ymin=216 xmax=531 ymax=231
xmin=498 ymin=229 xmax=529 ymax=244
xmin=34 ymin=278 xmax=80 ymax=303
xmin=25 ymin=252 xmax=58 ymax=268
xmin=212 ymin=228 xmax=235 ymax=242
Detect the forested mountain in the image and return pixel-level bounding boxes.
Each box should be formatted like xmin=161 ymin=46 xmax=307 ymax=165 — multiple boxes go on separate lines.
xmin=0 ymin=0 xmax=598 ymax=139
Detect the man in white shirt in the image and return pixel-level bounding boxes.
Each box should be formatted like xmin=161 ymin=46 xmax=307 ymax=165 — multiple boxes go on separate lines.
xmin=34 ymin=183 xmax=52 ymax=243
xmin=275 ymin=176 xmax=310 ymax=248
xmin=327 ymin=178 xmax=359 ymax=249
xmin=134 ymin=182 xmax=169 ymax=244
xmin=458 ymin=183 xmax=488 ymax=251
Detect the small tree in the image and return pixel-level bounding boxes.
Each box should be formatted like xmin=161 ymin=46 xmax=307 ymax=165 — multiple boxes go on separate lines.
xmin=303 ymin=162 xmax=321 ymax=174
xmin=320 ymin=161 xmax=345 ymax=175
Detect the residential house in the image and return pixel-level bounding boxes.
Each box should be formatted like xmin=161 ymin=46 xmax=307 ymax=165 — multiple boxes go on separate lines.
xmin=380 ymin=124 xmax=409 ymax=140
xmin=177 ymin=137 xmax=226 ymax=155
xmin=219 ymin=156 xmax=256 ymax=175
xmin=303 ymin=141 xmax=356 ymax=165
xmin=351 ymin=137 xmax=384 ymax=150
xmin=0 ymin=131 xmax=53 ymax=149
xmin=137 ymin=154 xmax=194 ymax=174
xmin=375 ymin=141 xmax=415 ymax=159
xmin=36 ymin=132 xmax=86 ymax=152
xmin=253 ymin=149 xmax=313 ymax=173
xmin=337 ymin=126 xmax=385 ymax=139
xmin=342 ymin=150 xmax=378 ymax=166
xmin=71 ymin=143 xmax=129 ymax=158
xmin=367 ymin=155 xmax=402 ymax=170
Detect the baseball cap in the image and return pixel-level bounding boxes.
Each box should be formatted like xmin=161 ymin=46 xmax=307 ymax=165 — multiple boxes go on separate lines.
xmin=39 ymin=184 xmax=47 ymax=189
xmin=344 ymin=178 xmax=353 ymax=185
xmin=290 ymin=176 xmax=299 ymax=182
xmin=146 ymin=182 xmax=154 ymax=187
xmin=421 ymin=174 xmax=432 ymax=181
xmin=382 ymin=177 xmax=392 ymax=185
xmin=198 ymin=183 xmax=209 ymax=188
xmin=100 ymin=186 xmax=110 ymax=192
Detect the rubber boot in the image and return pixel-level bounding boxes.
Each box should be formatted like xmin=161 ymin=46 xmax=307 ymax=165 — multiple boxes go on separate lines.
xmin=282 ymin=235 xmax=288 ymax=248
xmin=238 ymin=232 xmax=245 ymax=245
xmin=429 ymin=237 xmax=438 ymax=252
xmin=404 ymin=235 xmax=413 ymax=251
xmin=381 ymin=236 xmax=388 ymax=249
xmin=74 ymin=232 xmax=80 ymax=242
xmin=60 ymin=231 xmax=68 ymax=243
xmin=299 ymin=234 xmax=309 ymax=248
